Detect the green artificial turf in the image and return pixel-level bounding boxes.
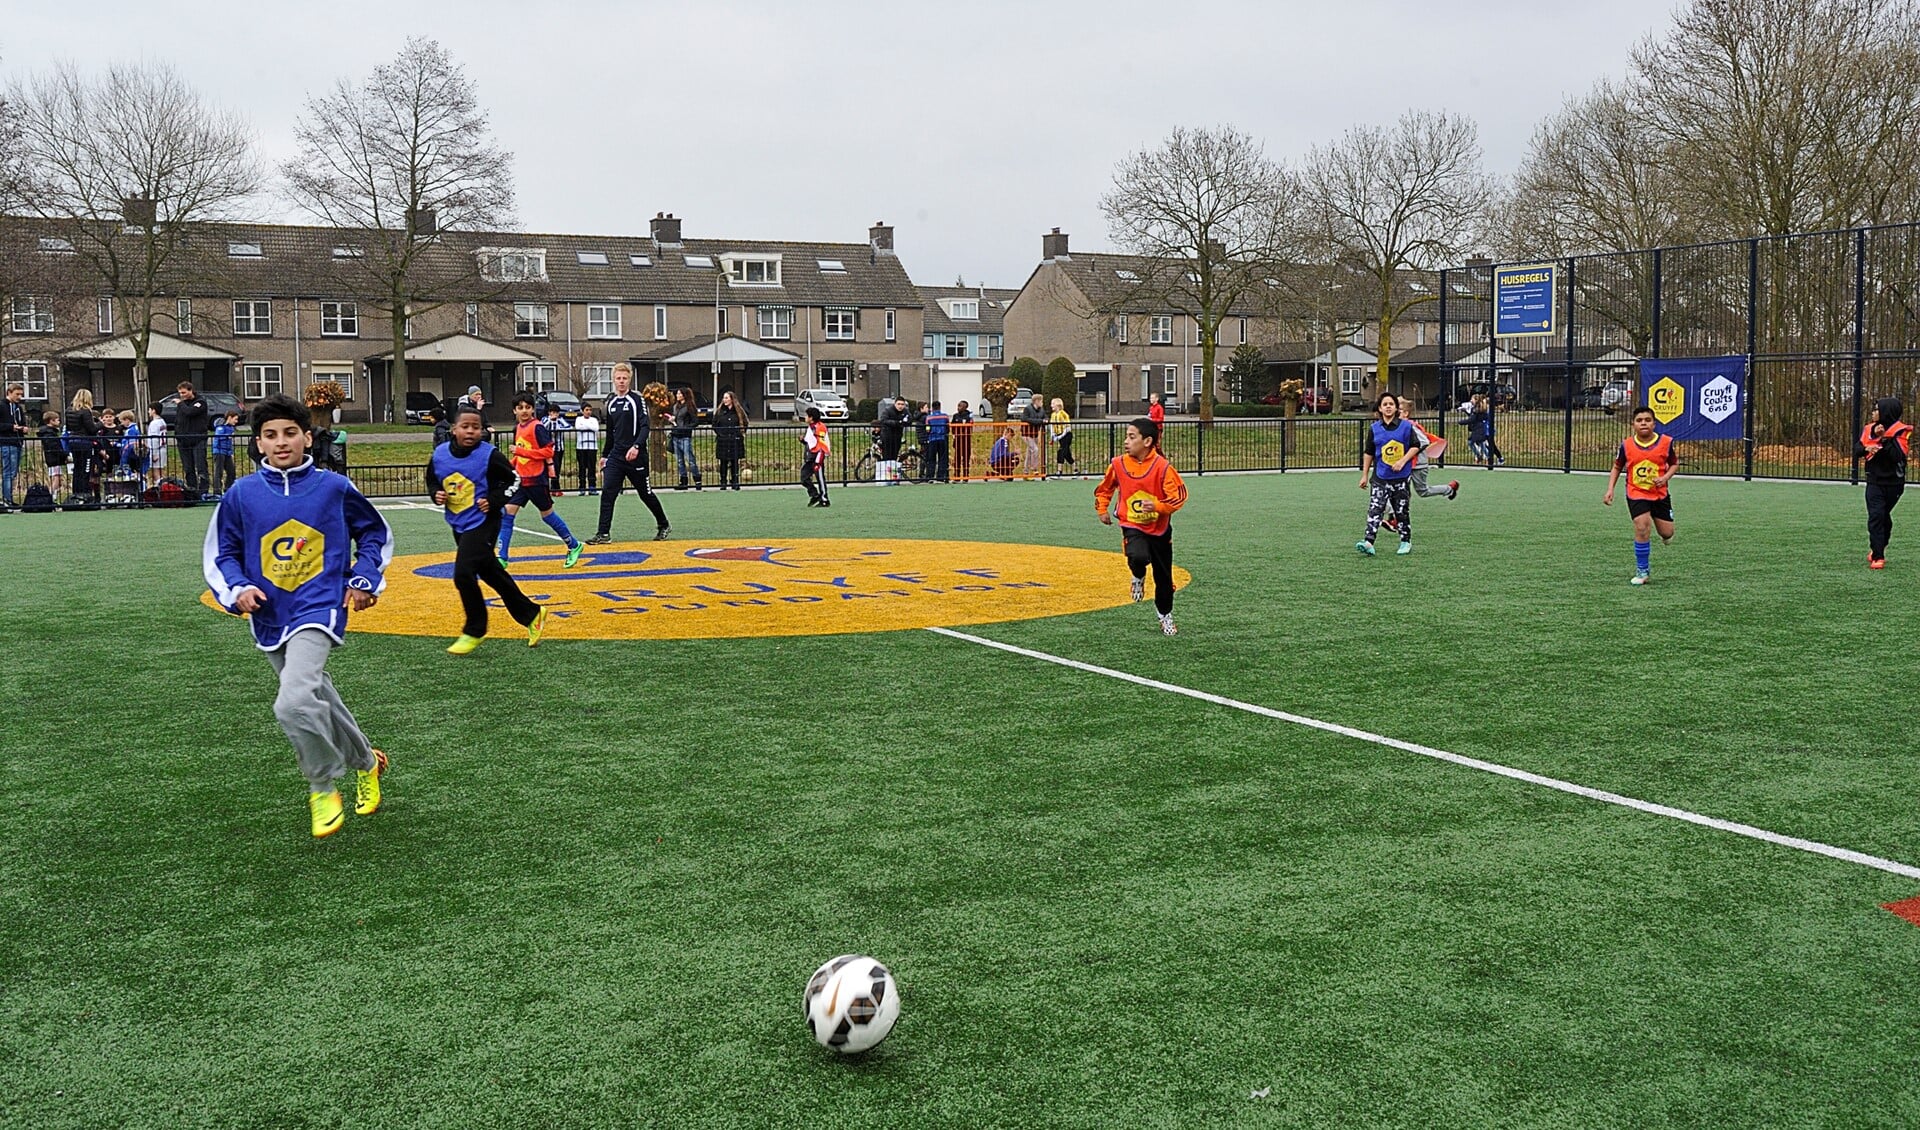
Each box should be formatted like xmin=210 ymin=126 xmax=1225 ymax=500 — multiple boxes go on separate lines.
xmin=3 ymin=468 xmax=1918 ymax=1128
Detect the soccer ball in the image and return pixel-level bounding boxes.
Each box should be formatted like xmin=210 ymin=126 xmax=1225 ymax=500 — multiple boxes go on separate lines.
xmin=803 ymin=955 xmax=900 ymax=1053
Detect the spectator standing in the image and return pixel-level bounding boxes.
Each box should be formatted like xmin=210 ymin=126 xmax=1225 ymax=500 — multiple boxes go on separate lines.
xmin=145 ymin=403 xmax=169 ymax=489
xmin=212 ymin=411 xmax=239 ymax=496
xmin=588 ymin=363 xmax=671 ymax=543
xmin=669 ymin=386 xmax=704 ymax=490
xmin=574 ymin=402 xmax=599 ymax=492
xmin=1021 ymin=392 xmax=1048 ymax=475
xmin=65 ymin=388 xmax=100 ymax=499
xmin=922 ymin=401 xmax=950 ymax=483
xmin=542 ymin=404 xmax=568 ymax=493
xmin=1050 ymin=397 xmax=1076 ymax=477
xmin=174 ymin=380 xmax=212 ymax=497
xmin=875 ymin=396 xmax=904 ymax=481
xmin=39 ymin=412 xmax=67 ymax=498
xmin=0 ymin=384 xmax=26 ymax=506
xmin=951 ymin=400 xmax=974 ymax=478
xmin=712 ymin=390 xmax=748 ymax=490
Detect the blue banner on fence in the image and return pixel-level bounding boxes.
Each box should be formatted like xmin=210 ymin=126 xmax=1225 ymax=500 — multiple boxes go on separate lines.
xmin=1493 ymin=262 xmax=1557 ymax=337
xmin=1639 ymin=355 xmax=1747 ymax=440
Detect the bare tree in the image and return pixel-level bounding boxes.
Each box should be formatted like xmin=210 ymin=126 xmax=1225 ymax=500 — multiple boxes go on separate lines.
xmin=8 ymin=61 xmax=260 ymax=407
xmin=1301 ymin=110 xmax=1492 ymax=398
xmin=282 ymin=37 xmax=516 ymax=406
xmin=1101 ymin=125 xmax=1296 ymax=421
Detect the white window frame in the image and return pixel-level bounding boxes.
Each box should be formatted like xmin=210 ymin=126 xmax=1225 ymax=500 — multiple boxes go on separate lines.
xmin=1193 ymin=319 xmax=1203 ymax=346
xmin=922 ymin=334 xmax=935 ymax=359
xmin=177 ymin=298 xmax=193 ymax=336
xmin=1150 ymin=315 xmax=1173 ymax=345
xmin=518 ymin=362 xmax=559 ymax=391
xmin=1340 ymin=366 xmax=1363 ymax=395
xmin=514 ymin=303 xmax=550 ymax=338
xmin=478 ymin=246 xmax=547 ymax=282
xmin=465 ymin=303 xmax=479 ymax=335
xmin=824 ymin=309 xmax=856 ymax=341
xmin=885 ymin=307 xmax=896 ymax=342
xmin=97 ymin=297 xmax=114 ymax=335
xmin=764 ymin=362 xmax=797 ymax=397
xmin=587 ymin=304 xmax=622 ymax=340
xmin=947 ymin=299 xmax=979 ymax=320
xmin=654 ymin=305 xmax=668 ymax=340
xmin=1348 ymin=324 xmax=1366 ymax=346
xmin=576 ymin=250 xmax=609 ymax=266
xmin=1113 ymin=315 xmax=1128 ymax=344
xmin=758 ymin=305 xmax=793 ymax=341
xmin=320 ymin=301 xmax=358 ymax=337
xmin=1192 ymin=364 xmax=1204 ymax=396
xmin=1163 ymin=365 xmax=1178 ymax=395
xmin=725 ymin=256 xmax=781 ymax=286
xmin=243 ymin=363 xmax=283 ymax=399
xmin=581 ymin=362 xmax=616 ymax=398
xmin=10 ymin=298 xmax=52 ymax=334
xmin=944 ymin=335 xmax=968 ymax=359
xmin=816 ymin=362 xmax=851 ymax=394
xmin=986 ymin=335 xmax=1003 ymax=361
xmin=233 ymin=300 xmax=271 ymax=336
xmin=1239 ymin=316 xmax=1248 ymax=345
xmin=4 ymin=360 xmax=49 ymax=400
xmin=403 ymin=316 xmax=414 ymax=341
xmin=310 ymin=363 xmax=355 ymax=401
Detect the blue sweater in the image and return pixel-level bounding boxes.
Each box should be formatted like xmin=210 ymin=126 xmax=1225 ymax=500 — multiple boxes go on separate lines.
xmin=202 ymin=459 xmax=392 ymax=650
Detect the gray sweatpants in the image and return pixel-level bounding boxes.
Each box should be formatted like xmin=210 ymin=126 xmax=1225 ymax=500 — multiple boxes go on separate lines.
xmin=265 ymin=628 xmax=376 ymax=792
xmin=1409 ymin=465 xmax=1453 ymax=498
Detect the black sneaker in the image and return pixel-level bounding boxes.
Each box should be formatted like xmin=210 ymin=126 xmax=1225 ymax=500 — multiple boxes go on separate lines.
xmin=654 ymin=526 xmax=671 ymax=540
xmin=587 ymin=533 xmax=612 ymax=545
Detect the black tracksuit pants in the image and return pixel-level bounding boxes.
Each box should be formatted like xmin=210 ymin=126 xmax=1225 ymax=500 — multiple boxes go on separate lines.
xmin=1122 ymin=526 xmax=1175 ymax=615
xmin=1867 ymin=480 xmax=1904 ymax=558
xmin=596 ymin=454 xmax=669 ymax=536
xmin=453 ymin=518 xmax=539 ymax=638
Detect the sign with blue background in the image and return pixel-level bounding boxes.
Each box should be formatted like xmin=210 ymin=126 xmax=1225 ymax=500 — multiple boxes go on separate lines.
xmin=1638 ymin=356 xmax=1747 ymax=441
xmin=1493 ymin=262 xmax=1557 ymax=337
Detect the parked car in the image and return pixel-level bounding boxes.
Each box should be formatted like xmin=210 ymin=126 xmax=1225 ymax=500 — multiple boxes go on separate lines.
xmin=794 ymin=388 xmax=850 ymax=421
xmin=1574 ymin=386 xmax=1607 ymax=410
xmin=1258 ymin=385 xmax=1333 ymax=413
xmin=404 ymin=391 xmax=444 ymax=425
xmin=158 ymin=390 xmax=244 ymax=428
xmin=1461 ymin=380 xmax=1518 ymax=409
xmin=1600 ymin=379 xmax=1633 ymax=413
xmin=543 ymin=389 xmax=584 ymax=420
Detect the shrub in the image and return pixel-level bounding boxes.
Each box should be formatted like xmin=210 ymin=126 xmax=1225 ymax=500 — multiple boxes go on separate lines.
xmin=1043 ymin=356 xmax=1076 ymax=413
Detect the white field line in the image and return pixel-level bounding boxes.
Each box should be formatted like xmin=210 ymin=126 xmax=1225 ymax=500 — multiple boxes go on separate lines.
xmin=374 ymin=499 xmax=563 ymax=541
xmin=927 ymin=626 xmax=1920 ymax=882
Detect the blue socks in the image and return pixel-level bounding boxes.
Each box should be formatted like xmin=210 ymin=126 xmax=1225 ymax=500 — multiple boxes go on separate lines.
xmin=544 ymin=511 xmax=576 ymax=547
xmin=1634 ymin=539 xmax=1651 ymax=572
xmin=497 ymin=511 xmax=517 ymax=560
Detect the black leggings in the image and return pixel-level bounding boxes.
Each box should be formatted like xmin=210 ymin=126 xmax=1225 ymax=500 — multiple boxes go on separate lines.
xmin=1122 ymin=526 xmax=1174 ymax=615
xmin=596 ymin=455 xmax=669 ymax=536
xmin=577 ymin=449 xmax=598 ymax=492
xmin=1867 ymin=480 xmax=1904 ymax=558
xmin=453 ymin=519 xmax=539 ymax=637
xmin=1056 ymin=434 xmax=1075 ymax=468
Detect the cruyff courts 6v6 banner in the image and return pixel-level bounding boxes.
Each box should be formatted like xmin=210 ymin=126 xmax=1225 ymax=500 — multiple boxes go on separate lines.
xmin=1637 ymin=355 xmax=1748 ymax=441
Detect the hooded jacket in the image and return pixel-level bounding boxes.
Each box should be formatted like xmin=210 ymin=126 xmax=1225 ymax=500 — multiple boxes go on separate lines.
xmin=1855 ymin=397 xmax=1911 ymax=486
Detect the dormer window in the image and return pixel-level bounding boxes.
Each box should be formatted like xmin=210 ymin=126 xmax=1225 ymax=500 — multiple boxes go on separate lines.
xmin=576 ymin=251 xmax=609 ymax=265
xmin=228 ymin=242 xmax=263 ymax=259
xmin=724 ymin=255 xmax=781 ymax=285
xmin=946 ymin=299 xmax=979 ymax=320
xmin=478 ymin=247 xmax=547 ymax=282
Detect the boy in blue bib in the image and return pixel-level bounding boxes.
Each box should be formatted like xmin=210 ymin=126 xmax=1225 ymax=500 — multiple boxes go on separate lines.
xmin=429 ymin=405 xmax=547 ymax=654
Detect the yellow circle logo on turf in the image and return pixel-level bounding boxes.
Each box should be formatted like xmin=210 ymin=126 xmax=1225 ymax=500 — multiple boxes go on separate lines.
xmin=204 ymin=538 xmax=1191 ymax=640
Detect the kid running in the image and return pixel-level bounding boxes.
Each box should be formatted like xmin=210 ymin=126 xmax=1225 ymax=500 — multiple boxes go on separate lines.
xmin=202 ymin=394 xmax=393 ymax=838
xmin=1358 ymin=392 xmax=1424 ymax=556
xmin=1397 ymin=396 xmax=1458 ymax=501
xmin=1855 ymin=396 xmax=1911 ymax=569
xmin=1094 ymin=416 xmax=1188 ymax=636
xmin=802 ymin=407 xmax=832 ymax=507
xmin=429 ymin=405 xmax=548 ymax=654
xmin=496 ymin=393 xmax=584 ymax=570
xmin=1603 ymin=405 xmax=1679 ymax=585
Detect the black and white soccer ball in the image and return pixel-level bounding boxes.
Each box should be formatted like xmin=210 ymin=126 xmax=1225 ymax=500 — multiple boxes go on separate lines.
xmin=803 ymin=954 xmax=900 ymax=1054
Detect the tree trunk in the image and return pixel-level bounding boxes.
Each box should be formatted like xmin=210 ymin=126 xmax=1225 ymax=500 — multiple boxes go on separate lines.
xmin=1282 ymin=396 xmax=1296 ymax=455
xmin=1199 ymin=323 xmax=1216 ymax=427
xmin=390 ymin=299 xmax=409 ymax=426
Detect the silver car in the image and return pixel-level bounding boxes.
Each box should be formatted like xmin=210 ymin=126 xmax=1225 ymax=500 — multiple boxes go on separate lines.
xmin=795 ymin=388 xmax=851 ymax=420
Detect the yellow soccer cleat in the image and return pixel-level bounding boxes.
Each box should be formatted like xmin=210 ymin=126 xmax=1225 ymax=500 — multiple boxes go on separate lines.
xmin=447 ymin=634 xmax=482 ymax=655
xmin=527 ymin=606 xmax=548 ymax=647
xmin=355 ymin=749 xmax=388 ymax=816
xmin=309 ymin=790 xmax=344 ymax=838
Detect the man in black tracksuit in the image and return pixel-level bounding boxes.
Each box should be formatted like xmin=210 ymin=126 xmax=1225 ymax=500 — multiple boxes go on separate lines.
xmin=174 ymin=381 xmax=213 ymax=497
xmin=589 ymin=363 xmax=671 ymax=543
xmin=1855 ymin=396 xmax=1912 ymax=569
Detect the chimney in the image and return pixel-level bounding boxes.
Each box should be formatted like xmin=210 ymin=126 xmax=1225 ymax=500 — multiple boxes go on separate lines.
xmin=870 ymin=221 xmax=895 ymax=258
xmin=408 ymin=208 xmax=437 ymax=236
xmin=651 ymin=212 xmax=683 ymax=247
xmin=1042 ymin=227 xmax=1070 ymax=261
xmin=1464 ymin=256 xmax=1493 ymax=268
xmin=121 ymin=197 xmax=156 ymax=227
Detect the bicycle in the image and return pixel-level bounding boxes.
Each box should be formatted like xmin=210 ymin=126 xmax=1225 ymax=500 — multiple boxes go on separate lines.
xmin=852 ymin=427 xmax=921 ymax=482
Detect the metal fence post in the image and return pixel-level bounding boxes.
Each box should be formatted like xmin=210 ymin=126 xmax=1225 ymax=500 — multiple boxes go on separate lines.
xmin=1195 ymin=419 xmax=1204 ymax=475
xmin=1851 ymin=227 xmax=1867 ymax=485
xmin=1563 ymin=256 xmax=1575 ymax=473
xmin=1650 ymin=248 xmax=1663 ymax=360
xmin=1745 ymin=238 xmax=1758 ymax=481
xmin=1436 ymin=269 xmax=1448 ymax=441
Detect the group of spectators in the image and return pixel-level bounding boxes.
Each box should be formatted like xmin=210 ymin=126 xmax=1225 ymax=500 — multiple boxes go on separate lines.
xmin=0 ymin=380 xmax=240 ymax=507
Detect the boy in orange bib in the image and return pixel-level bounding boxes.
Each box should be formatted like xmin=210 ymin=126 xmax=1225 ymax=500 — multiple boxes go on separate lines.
xmin=1094 ymin=417 xmax=1188 ymax=635
xmin=1603 ymin=405 xmax=1678 ymax=585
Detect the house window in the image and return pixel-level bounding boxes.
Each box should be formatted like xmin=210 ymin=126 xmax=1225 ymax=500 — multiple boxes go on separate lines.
xmin=581 ymin=363 xmax=616 ymax=398
xmin=654 ymin=305 xmax=667 ymax=340
xmin=824 ymin=309 xmax=856 ymax=340
xmin=684 ymin=254 xmax=714 ymax=269
xmin=518 ymin=362 xmax=559 ymax=391
xmin=243 ymin=363 xmax=283 ymax=399
xmin=726 ymin=256 xmax=780 ymax=285
xmin=717 ymin=307 xmax=728 ymax=335
xmin=227 ymin=242 xmax=263 ymax=259
xmin=576 ymin=250 xmax=609 ymax=266
xmin=311 ymin=364 xmax=355 ymax=401
xmin=514 ymin=303 xmax=549 ymax=338
xmin=1340 ymin=366 xmax=1363 ymax=395
xmin=885 ymin=308 xmax=896 ymax=342
xmin=38 ymin=237 xmax=73 ymax=254
xmin=765 ymin=362 xmax=797 ymax=397
xmin=817 ymin=259 xmax=846 ymax=272
xmin=922 ymin=334 xmax=935 ymax=359
xmin=1193 ymin=320 xmax=1202 ymax=346
xmin=947 ymin=299 xmax=979 ymax=320
xmin=4 ymin=361 xmax=49 ymax=400
xmin=816 ymin=362 xmax=851 ymax=393
xmin=1348 ymin=324 xmax=1365 ymax=346
xmin=320 ymin=302 xmax=358 ymax=337
xmin=1113 ymin=315 xmax=1128 ymax=344
xmin=945 ymin=335 xmax=968 ymax=359
xmin=233 ymin=300 xmax=271 ymax=336
xmin=588 ymin=304 xmax=622 ymax=339
xmin=629 ymin=254 xmax=652 ymax=267
xmin=97 ymin=297 xmax=114 ymax=334
xmin=1416 ymin=321 xmax=1427 ymax=346
xmin=986 ymin=335 xmax=1003 ymax=361
xmin=10 ymin=298 xmax=52 ymax=334
xmin=465 ymin=303 xmax=479 ymax=335
xmin=1163 ymin=365 xmax=1178 ymax=395
xmin=1239 ymin=317 xmax=1248 ymax=345
xmin=758 ymin=306 xmax=793 ymax=341
xmin=1150 ymin=315 xmax=1173 ymax=344
xmin=479 ymin=247 xmax=546 ymax=282
xmin=177 ymin=299 xmax=192 ymax=336
xmin=1192 ymin=365 xmax=1204 ymax=395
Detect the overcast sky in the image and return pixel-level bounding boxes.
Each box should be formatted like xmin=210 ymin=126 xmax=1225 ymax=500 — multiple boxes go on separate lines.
xmin=4 ymin=0 xmax=1681 ymax=289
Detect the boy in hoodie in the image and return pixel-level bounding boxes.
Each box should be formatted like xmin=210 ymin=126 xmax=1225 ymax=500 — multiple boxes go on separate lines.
xmin=38 ymin=412 xmax=67 ymax=497
xmin=1855 ymin=396 xmax=1912 ymax=569
xmin=1094 ymin=417 xmax=1189 ymax=636
xmin=203 ymin=395 xmax=393 ymax=838
xmin=429 ymin=404 xmax=548 ymax=654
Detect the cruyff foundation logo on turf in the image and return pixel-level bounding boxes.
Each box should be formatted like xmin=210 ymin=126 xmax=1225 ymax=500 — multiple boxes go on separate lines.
xmin=261 ymin=520 xmax=325 ymax=592
xmin=238 ymin=537 xmax=1190 ymax=641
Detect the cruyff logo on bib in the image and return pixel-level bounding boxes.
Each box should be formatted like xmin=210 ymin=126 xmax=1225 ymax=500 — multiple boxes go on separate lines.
xmin=442 ymin=472 xmax=476 ymax=513
xmin=261 ymin=520 xmax=325 ymax=592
